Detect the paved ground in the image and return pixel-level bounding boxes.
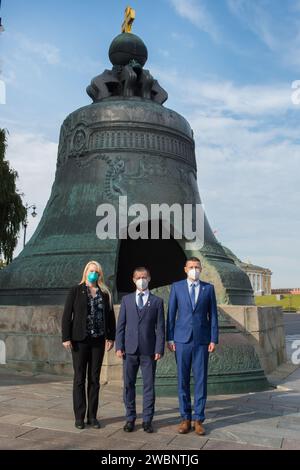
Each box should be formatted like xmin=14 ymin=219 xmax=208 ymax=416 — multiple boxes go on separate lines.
xmin=0 ymin=313 xmax=299 ymax=451
xmin=1 ymin=364 xmax=300 ymax=450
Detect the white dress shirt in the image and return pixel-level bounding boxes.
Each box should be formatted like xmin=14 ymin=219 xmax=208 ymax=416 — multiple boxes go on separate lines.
xmin=135 ymin=289 xmax=150 ymax=307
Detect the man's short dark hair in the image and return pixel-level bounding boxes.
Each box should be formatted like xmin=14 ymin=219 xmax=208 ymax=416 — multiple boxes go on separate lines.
xmin=185 ymin=257 xmax=201 ymax=265
xmin=133 ymin=266 xmax=151 ymax=277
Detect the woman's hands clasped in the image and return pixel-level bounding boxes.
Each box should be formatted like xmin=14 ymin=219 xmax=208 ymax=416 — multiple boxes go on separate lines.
xmin=62 ymin=341 xmax=72 ymax=352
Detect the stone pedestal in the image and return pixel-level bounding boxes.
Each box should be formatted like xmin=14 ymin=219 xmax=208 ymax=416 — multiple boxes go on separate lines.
xmin=219 ymin=305 xmax=286 ymax=374
xmin=0 ymin=305 xmax=122 ymax=383
xmin=144 ymin=306 xmax=284 ymax=396
xmin=0 ymin=304 xmax=285 ymax=394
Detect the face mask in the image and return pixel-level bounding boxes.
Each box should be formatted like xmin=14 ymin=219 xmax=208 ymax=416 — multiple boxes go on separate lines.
xmin=187 ymin=268 xmax=200 ymax=281
xmin=87 ymin=272 xmax=99 ymax=283
xmin=135 ymin=278 xmax=149 ymax=290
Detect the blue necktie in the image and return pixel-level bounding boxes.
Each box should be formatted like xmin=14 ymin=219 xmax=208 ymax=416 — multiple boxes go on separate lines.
xmin=190 ymin=283 xmax=196 ymax=309
xmin=138 ymin=292 xmax=144 ymax=310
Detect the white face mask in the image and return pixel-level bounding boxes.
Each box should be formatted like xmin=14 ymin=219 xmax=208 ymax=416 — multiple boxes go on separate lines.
xmin=187 ymin=268 xmax=200 ymax=281
xmin=135 ymin=278 xmax=149 ymax=290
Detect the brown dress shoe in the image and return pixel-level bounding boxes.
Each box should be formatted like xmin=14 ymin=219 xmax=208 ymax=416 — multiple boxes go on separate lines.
xmin=178 ymin=420 xmax=191 ymax=434
xmin=194 ymin=420 xmax=205 ymax=435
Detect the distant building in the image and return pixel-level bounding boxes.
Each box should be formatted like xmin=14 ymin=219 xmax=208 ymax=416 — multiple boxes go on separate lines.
xmin=222 ymin=246 xmax=272 ymax=295
xmin=272 ymin=288 xmax=300 ymax=295
xmin=241 ymin=262 xmax=272 ymax=295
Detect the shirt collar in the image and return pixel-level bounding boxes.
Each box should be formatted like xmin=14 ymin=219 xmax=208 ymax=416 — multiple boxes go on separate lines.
xmin=136 ymin=289 xmax=150 ymax=296
xmin=186 ymin=278 xmax=200 ymax=287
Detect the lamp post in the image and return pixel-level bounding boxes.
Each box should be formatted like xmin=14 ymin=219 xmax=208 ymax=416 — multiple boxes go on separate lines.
xmin=23 ymin=204 xmax=37 ymax=248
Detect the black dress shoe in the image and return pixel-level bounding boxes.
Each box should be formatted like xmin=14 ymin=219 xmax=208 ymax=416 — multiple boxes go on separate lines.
xmin=87 ymin=418 xmax=101 ymax=429
xmin=75 ymin=420 xmax=85 ymax=429
xmin=123 ymin=421 xmax=135 ymax=432
xmin=142 ymin=422 xmax=153 ymax=433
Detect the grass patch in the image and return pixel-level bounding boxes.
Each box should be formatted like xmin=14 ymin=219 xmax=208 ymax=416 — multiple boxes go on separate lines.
xmin=255 ymin=294 xmax=300 ymax=311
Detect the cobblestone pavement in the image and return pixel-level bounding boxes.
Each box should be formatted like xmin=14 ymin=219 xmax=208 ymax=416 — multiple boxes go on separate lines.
xmin=0 ymin=366 xmax=300 ymax=450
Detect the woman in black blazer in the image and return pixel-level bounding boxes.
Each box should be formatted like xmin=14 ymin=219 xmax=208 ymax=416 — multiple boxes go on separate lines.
xmin=62 ymin=260 xmax=116 ymax=429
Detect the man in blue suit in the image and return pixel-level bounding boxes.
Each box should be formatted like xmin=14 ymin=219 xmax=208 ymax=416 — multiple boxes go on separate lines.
xmin=167 ymin=257 xmax=218 ymax=436
xmin=116 ymin=267 xmax=165 ymax=433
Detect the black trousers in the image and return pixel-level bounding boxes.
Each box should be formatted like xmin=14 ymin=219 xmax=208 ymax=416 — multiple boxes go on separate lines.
xmin=71 ymin=336 xmax=105 ymax=422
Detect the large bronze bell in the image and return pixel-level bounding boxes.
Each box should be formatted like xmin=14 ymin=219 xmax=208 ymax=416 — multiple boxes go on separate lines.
xmin=0 ymin=32 xmax=253 ymax=307
xmin=0 ymin=27 xmax=269 ymax=393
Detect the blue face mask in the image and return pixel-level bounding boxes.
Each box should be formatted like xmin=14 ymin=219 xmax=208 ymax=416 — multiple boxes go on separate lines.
xmin=87 ymin=272 xmax=99 ymax=283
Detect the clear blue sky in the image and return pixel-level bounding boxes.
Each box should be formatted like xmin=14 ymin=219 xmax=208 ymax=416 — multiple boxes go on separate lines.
xmin=1 ymin=0 xmax=300 ymax=287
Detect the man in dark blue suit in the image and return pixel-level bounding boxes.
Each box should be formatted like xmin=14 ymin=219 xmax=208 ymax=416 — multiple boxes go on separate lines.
xmin=167 ymin=257 xmax=218 ymax=436
xmin=116 ymin=267 xmax=165 ymax=433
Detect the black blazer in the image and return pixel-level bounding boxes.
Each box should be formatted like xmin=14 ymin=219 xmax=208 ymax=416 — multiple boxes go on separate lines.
xmin=62 ymin=284 xmax=116 ymax=342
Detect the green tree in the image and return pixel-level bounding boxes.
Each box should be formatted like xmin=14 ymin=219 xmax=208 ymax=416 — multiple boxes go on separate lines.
xmin=0 ymin=129 xmax=26 ymax=263
xmin=0 ymin=259 xmax=7 ymax=269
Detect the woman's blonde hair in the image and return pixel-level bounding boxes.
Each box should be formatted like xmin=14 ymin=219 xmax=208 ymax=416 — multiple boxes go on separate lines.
xmin=79 ymin=260 xmax=112 ymax=306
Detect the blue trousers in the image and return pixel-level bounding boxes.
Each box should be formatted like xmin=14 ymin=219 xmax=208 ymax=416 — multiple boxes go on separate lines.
xmin=175 ymin=339 xmax=209 ymax=422
xmin=123 ymin=354 xmax=157 ymax=423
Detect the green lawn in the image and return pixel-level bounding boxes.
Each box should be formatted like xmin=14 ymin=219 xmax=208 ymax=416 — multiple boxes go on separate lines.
xmin=255 ymin=294 xmax=300 ymax=311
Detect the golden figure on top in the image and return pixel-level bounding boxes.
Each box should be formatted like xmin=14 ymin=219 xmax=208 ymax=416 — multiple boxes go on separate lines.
xmin=122 ymin=6 xmax=136 ymax=33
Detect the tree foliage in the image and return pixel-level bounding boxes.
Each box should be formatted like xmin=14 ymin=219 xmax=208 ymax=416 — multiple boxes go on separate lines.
xmin=0 ymin=129 xmax=26 ymax=263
